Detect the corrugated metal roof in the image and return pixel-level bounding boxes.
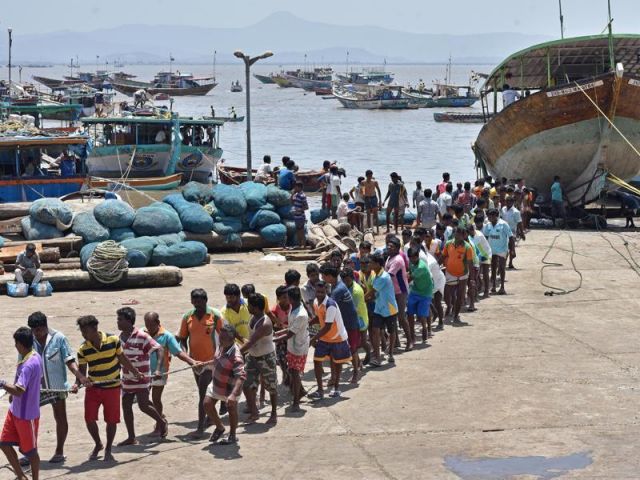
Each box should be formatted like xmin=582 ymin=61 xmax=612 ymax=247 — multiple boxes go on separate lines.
xmin=483 ymin=34 xmax=640 ymax=90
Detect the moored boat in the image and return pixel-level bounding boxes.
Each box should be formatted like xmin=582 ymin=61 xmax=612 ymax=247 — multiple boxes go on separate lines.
xmin=336 ymin=69 xmax=394 ymax=85
xmin=88 ymin=173 xmax=183 ymax=190
xmin=473 ymin=33 xmax=640 ymax=206
xmin=230 ymin=81 xmax=243 ymax=92
xmin=109 ymin=71 xmax=217 ymax=97
xmin=253 ymin=73 xmax=275 ymax=84
xmin=434 ymin=111 xmax=491 ymax=123
xmin=217 ymin=163 xmax=323 ymax=192
xmin=333 ymin=85 xmax=411 ymax=110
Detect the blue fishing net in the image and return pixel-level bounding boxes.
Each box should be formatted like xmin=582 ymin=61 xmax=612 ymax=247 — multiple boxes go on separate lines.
xmin=72 ymin=212 xmax=110 ymax=243
xmin=93 ymin=200 xmax=136 ymax=229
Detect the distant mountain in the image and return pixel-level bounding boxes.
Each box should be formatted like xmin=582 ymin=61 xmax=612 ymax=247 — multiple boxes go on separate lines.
xmin=2 ymin=11 xmax=553 ymax=65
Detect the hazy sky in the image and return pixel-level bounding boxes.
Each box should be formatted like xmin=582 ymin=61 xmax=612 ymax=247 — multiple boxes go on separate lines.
xmin=2 ymin=0 xmax=636 ymax=36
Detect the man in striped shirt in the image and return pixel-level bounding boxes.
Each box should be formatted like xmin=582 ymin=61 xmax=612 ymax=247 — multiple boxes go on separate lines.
xmin=116 ymin=308 xmax=167 ymax=446
xmin=76 ymin=315 xmax=142 ymax=462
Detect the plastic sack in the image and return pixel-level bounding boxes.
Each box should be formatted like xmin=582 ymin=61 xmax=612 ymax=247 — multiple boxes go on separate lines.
xmin=80 ymin=242 xmax=100 ymax=270
xmin=121 ymin=236 xmax=160 ymax=268
xmin=21 ymin=217 xmax=63 ymax=240
xmin=239 ymin=182 xmax=267 ymax=209
xmin=283 ymin=220 xmax=297 ymax=245
xmin=72 ymin=212 xmax=110 ymax=244
xmin=249 ymin=209 xmax=280 ymax=230
xmin=266 ymin=185 xmax=291 ymax=207
xmin=29 ymin=198 xmax=73 ymax=228
xmin=310 ymin=208 xmax=330 ymax=224
xmin=132 ymin=205 xmax=182 ymax=236
xmin=277 ymin=205 xmax=294 ymax=220
xmin=109 ymin=227 xmax=136 ymax=242
xmin=0 ymin=236 xmax=5 ymax=247
xmin=93 ymin=200 xmax=136 ymax=228
xmin=31 ymin=281 xmax=53 ymax=297
xmin=7 ymin=282 xmax=29 ymax=298
xmin=156 ymin=232 xmax=186 ymax=246
xmin=212 ymin=223 xmax=234 ymax=236
xmin=163 ymin=193 xmax=213 ymax=233
xmin=216 ymin=215 xmax=244 ymax=233
xmin=259 ymin=223 xmax=287 ymax=245
xmin=212 ymin=183 xmax=247 ymax=216
xmin=403 ymin=211 xmax=417 ymax=224
xmin=150 ymin=241 xmax=208 ymax=268
xmin=182 ymin=181 xmax=214 ymax=204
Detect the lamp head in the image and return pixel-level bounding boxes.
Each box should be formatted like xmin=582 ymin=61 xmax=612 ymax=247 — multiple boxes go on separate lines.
xmin=260 ymin=51 xmax=274 ymax=59
xmin=8 ymin=28 xmax=12 ymax=34
xmin=234 ymin=51 xmax=245 ymax=59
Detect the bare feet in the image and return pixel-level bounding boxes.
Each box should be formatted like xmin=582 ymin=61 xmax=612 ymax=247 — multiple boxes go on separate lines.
xmin=117 ymin=438 xmax=139 ymax=447
xmin=266 ymin=414 xmax=277 ymax=425
xmin=245 ymin=413 xmax=259 ymax=424
xmin=89 ymin=443 xmax=103 ymax=460
xmin=103 ymin=451 xmax=115 ymax=462
xmin=188 ymin=430 xmax=206 ymax=440
xmin=289 ymin=404 xmax=301 ymax=413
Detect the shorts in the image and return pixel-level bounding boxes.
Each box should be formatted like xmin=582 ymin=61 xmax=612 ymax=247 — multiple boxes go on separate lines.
xmin=294 ymin=217 xmax=306 ymax=229
xmin=492 ymin=252 xmax=508 ymax=259
xmin=407 ymin=292 xmax=432 ymax=317
xmin=205 ymin=383 xmax=229 ymax=402
xmin=331 ymin=194 xmax=340 ymax=209
xmin=371 ymin=313 xmax=398 ymax=333
xmin=355 ymin=201 xmax=365 ymax=211
xmin=313 ymin=340 xmax=352 ymax=364
xmin=0 ymin=411 xmax=39 ymax=458
xmin=286 ymin=352 xmax=307 ymax=373
xmin=445 ymin=272 xmax=469 ymax=285
xmin=347 ymin=329 xmax=361 ymax=354
xmin=387 ymin=197 xmax=399 ymax=210
xmin=364 ymin=196 xmax=378 ymax=210
xmin=40 ymin=391 xmax=68 ymax=407
xmin=84 ymin=386 xmax=121 ymax=424
xmin=276 ymin=341 xmax=289 ymax=370
xmin=324 ymin=193 xmax=333 ymax=208
xmin=245 ymin=352 xmax=278 ymax=393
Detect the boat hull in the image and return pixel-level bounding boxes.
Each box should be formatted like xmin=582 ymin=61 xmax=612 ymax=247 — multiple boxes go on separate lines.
xmin=474 ymin=73 xmax=640 ymax=205
xmin=334 ymin=95 xmax=410 ymax=110
xmin=218 ymin=165 xmax=322 ymax=192
xmin=110 ymin=81 xmax=216 ymax=97
xmin=175 ymin=147 xmax=223 ymax=183
xmin=253 ymin=74 xmax=275 ymax=84
xmin=434 ymin=112 xmax=490 ymax=123
xmin=0 ymin=176 xmax=85 ymax=203
xmin=89 ymin=173 xmax=182 ymax=191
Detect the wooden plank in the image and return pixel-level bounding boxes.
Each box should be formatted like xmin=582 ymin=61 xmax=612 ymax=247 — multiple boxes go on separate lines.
xmin=327 ymin=236 xmax=350 ymax=254
xmin=0 ymin=217 xmax=24 ymax=234
xmin=0 ymin=247 xmax=59 ymax=264
xmin=2 ymin=236 xmax=83 ymax=256
xmin=3 ymin=262 xmax=81 ymax=272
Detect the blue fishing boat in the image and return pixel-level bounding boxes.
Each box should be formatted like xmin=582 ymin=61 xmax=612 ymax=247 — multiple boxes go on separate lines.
xmin=82 ymin=113 xmax=224 ymax=185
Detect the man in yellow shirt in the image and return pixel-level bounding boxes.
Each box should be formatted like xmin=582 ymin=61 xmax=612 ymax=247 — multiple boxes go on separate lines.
xmin=221 ymin=284 xmax=251 ymax=342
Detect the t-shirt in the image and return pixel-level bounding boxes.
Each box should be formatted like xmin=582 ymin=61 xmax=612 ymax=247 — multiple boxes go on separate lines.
xmin=385 ymin=253 xmax=409 ymax=295
xmin=287 ymin=305 xmax=310 ymax=355
xmin=270 ymin=303 xmax=290 ymax=330
xmin=426 ymin=238 xmax=442 ymax=256
xmin=255 ymin=162 xmax=273 ymax=180
xmin=16 ymin=252 xmax=40 ymax=270
xmin=145 ymin=326 xmax=183 ymax=377
xmin=418 ymin=199 xmax=439 ymax=226
xmin=426 ymin=252 xmax=446 ymax=295
xmin=11 ymin=351 xmax=42 ymax=420
xmin=313 ymin=296 xmax=348 ymax=343
xmin=501 ymin=206 xmax=522 ymax=233
xmin=349 ymin=281 xmax=369 ymax=330
xmin=470 ymin=231 xmax=492 ymax=263
xmin=442 ymin=240 xmax=474 ymax=277
xmin=413 ymin=188 xmax=425 ymax=206
xmin=211 ymin=343 xmax=246 ymax=399
xmin=328 ymin=174 xmax=342 ymax=195
xmin=77 ymin=332 xmax=123 ymax=389
xmin=337 ymin=200 xmax=349 ymax=220
xmin=291 ymin=191 xmax=308 ymax=220
xmin=178 ymin=306 xmax=223 ymax=362
xmin=121 ymin=328 xmax=161 ymax=390
xmin=220 ymin=300 xmax=251 ymax=341
xmin=437 ymin=192 xmax=452 ymax=216
xmin=278 ymin=168 xmax=295 ymax=190
xmin=360 ymin=270 xmax=377 ymax=307
xmin=551 ymin=181 xmax=563 ymax=202
xmin=437 ymin=181 xmax=448 ymax=195
xmin=330 ymin=280 xmax=359 ymax=331
xmin=483 ymin=220 xmax=513 ymax=256
xmin=409 ymin=259 xmax=433 ymax=297
xmin=34 ymin=330 xmax=74 ymax=395
xmin=372 ymin=271 xmax=399 ymax=317
xmin=503 ymin=89 xmax=519 ymax=106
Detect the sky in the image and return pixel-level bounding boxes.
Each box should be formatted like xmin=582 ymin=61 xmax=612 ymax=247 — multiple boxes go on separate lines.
xmin=1 ymin=0 xmax=636 ymax=36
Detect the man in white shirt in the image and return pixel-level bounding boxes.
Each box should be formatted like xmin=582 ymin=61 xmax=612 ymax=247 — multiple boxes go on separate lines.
xmin=500 ymin=195 xmax=525 ymax=269
xmin=417 ymin=188 xmax=439 ymax=230
xmin=437 ymin=183 xmax=453 ymax=219
xmin=502 ymin=84 xmax=520 ymax=107
xmin=328 ymin=165 xmax=342 ymax=219
xmin=255 ymin=155 xmax=273 ymax=183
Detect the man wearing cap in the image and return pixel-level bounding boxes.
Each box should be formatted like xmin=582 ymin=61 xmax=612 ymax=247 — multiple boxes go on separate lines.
xmin=15 ymin=244 xmax=44 ymax=287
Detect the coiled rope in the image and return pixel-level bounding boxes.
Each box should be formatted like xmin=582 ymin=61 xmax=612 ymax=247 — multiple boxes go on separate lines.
xmin=540 ymin=232 xmax=584 ymax=296
xmin=86 ymin=240 xmax=129 ymax=284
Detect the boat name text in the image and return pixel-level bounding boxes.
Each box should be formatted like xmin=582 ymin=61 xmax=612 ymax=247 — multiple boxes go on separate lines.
xmin=546 ymin=80 xmax=604 ymax=98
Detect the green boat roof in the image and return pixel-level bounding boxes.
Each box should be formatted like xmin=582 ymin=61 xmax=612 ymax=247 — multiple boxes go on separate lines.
xmin=0 ymin=103 xmax=83 ymax=113
xmin=81 ymin=116 xmax=225 ymax=126
xmin=483 ymin=33 xmax=640 ymax=90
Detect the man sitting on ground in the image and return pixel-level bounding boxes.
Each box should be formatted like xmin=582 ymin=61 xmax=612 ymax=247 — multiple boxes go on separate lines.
xmin=15 ymin=244 xmax=44 ymax=287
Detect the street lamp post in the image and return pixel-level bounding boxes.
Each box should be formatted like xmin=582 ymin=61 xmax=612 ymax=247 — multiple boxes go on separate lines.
xmin=7 ymin=28 xmax=12 ymax=92
xmin=234 ymin=50 xmax=273 ymax=181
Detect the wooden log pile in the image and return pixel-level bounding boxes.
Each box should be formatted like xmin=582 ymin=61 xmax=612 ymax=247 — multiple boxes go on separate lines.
xmin=263 ymin=219 xmax=366 ymax=263
xmin=0 ymin=238 xmax=82 ymax=276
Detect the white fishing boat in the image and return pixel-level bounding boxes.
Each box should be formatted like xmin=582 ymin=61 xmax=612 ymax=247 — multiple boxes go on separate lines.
xmin=332 ymin=85 xmax=411 ymax=110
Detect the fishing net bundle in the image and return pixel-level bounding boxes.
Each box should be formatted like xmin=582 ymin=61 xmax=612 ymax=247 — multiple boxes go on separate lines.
xmin=150 ymin=241 xmax=208 ymax=268
xmin=93 ymin=200 xmax=136 ymax=228
xmin=21 ymin=217 xmax=64 ymax=240
xmin=29 ymin=198 xmax=73 ymax=230
xmin=163 ymin=193 xmax=213 ymax=234
xmin=131 ymin=204 xmax=182 ymax=236
xmin=72 ymin=212 xmax=110 ymax=243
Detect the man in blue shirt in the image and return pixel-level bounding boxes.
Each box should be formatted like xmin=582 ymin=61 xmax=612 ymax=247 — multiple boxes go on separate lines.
xmin=320 ymin=264 xmax=361 ymax=383
xmin=27 ymin=311 xmax=84 ymax=464
xmin=483 ymin=208 xmax=513 ymax=295
xmin=550 ymin=175 xmax=565 ymax=227
xmin=278 ymin=159 xmax=296 ymax=191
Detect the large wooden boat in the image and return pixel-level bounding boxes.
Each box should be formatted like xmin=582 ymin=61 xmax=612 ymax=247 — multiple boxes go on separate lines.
xmin=109 ymin=71 xmax=216 ymax=97
xmin=89 ymin=173 xmax=182 ymax=190
xmin=284 ymin=68 xmax=333 ymax=91
xmin=434 ymin=111 xmax=491 ymax=123
xmin=333 ymin=85 xmax=411 ymax=110
xmin=473 ymin=34 xmax=640 ymax=206
xmin=217 ymin=163 xmax=323 ymax=192
xmin=32 ymin=75 xmax=83 ymax=90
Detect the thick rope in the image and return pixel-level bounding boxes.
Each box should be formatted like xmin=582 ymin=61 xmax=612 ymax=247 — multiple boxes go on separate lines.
xmin=86 ymin=240 xmax=129 ymax=284
xmin=539 ymin=232 xmax=584 ymax=296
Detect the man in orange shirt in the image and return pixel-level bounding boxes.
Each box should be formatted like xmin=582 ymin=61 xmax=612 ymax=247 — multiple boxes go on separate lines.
xmin=176 ymin=288 xmax=223 ymax=439
xmin=441 ymin=227 xmax=474 ymax=324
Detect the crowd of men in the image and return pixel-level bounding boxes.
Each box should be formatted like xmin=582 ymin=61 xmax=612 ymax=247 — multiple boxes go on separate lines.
xmin=0 ymin=170 xmax=531 ymax=480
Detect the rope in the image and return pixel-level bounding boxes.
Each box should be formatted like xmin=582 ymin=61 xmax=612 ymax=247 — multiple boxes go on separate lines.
xmin=539 ymin=232 xmax=584 ymax=296
xmin=86 ymin=240 xmax=129 ymax=284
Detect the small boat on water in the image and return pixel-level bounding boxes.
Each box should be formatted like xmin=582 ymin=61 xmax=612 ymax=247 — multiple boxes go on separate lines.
xmin=473 ymin=32 xmax=640 ymax=206
xmin=253 ymin=73 xmax=275 ymax=84
xmin=230 ymin=81 xmax=243 ymax=92
xmin=336 ymin=69 xmax=394 ymax=85
xmin=203 ymin=115 xmax=244 ymax=123
xmin=434 ymin=111 xmax=491 ymax=123
xmin=284 ymin=68 xmax=333 ymax=91
xmin=217 ymin=163 xmax=323 ymax=192
xmin=82 ymin=113 xmax=224 ymax=186
xmin=110 ymin=71 xmax=217 ymax=97
xmin=333 ymin=84 xmax=411 ymax=110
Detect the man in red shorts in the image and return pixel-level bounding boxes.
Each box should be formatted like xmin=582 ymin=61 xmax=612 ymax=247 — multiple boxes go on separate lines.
xmin=274 ymin=286 xmax=309 ymax=412
xmin=75 ymin=315 xmax=142 ymax=462
xmin=0 ymin=327 xmax=43 ymax=480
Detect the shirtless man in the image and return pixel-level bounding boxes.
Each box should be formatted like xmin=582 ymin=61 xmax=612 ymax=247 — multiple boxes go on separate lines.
xmin=362 ymin=169 xmax=382 ymax=233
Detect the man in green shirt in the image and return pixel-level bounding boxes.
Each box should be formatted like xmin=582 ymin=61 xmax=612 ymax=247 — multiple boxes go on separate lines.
xmin=407 ymin=247 xmax=434 ymax=343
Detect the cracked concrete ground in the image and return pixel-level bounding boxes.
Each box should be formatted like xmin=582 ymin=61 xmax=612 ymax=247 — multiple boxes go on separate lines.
xmin=1 ymin=228 xmax=639 ymax=479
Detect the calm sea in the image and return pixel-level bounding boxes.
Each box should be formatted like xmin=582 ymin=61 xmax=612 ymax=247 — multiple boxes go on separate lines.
xmin=5 ymin=63 xmax=490 ymax=199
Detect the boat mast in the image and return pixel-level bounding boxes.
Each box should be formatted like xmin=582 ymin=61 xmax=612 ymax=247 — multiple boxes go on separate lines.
xmin=169 ymin=52 xmax=174 ymax=74
xmin=213 ymin=50 xmax=217 ymax=81
xmin=346 ymin=50 xmax=349 ymax=76
xmin=7 ymin=28 xmax=12 ymax=92
xmin=558 ymin=0 xmax=564 ymax=39
xmin=607 ymin=0 xmax=615 ymax=70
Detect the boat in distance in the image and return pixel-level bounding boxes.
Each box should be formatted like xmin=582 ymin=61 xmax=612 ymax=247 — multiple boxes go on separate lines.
xmin=332 ymin=85 xmax=411 ymax=110
xmin=473 ymin=33 xmax=640 ymax=206
xmin=434 ymin=111 xmax=491 ymax=123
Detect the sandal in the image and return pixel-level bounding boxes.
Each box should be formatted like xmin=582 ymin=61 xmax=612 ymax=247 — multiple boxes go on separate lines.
xmin=369 ymin=358 xmax=381 ymax=367
xmin=49 ymin=454 xmax=66 ymax=464
xmin=308 ymin=391 xmax=324 ymax=401
xmin=218 ymin=434 xmax=238 ymax=445
xmin=209 ymin=427 xmax=225 ymax=443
